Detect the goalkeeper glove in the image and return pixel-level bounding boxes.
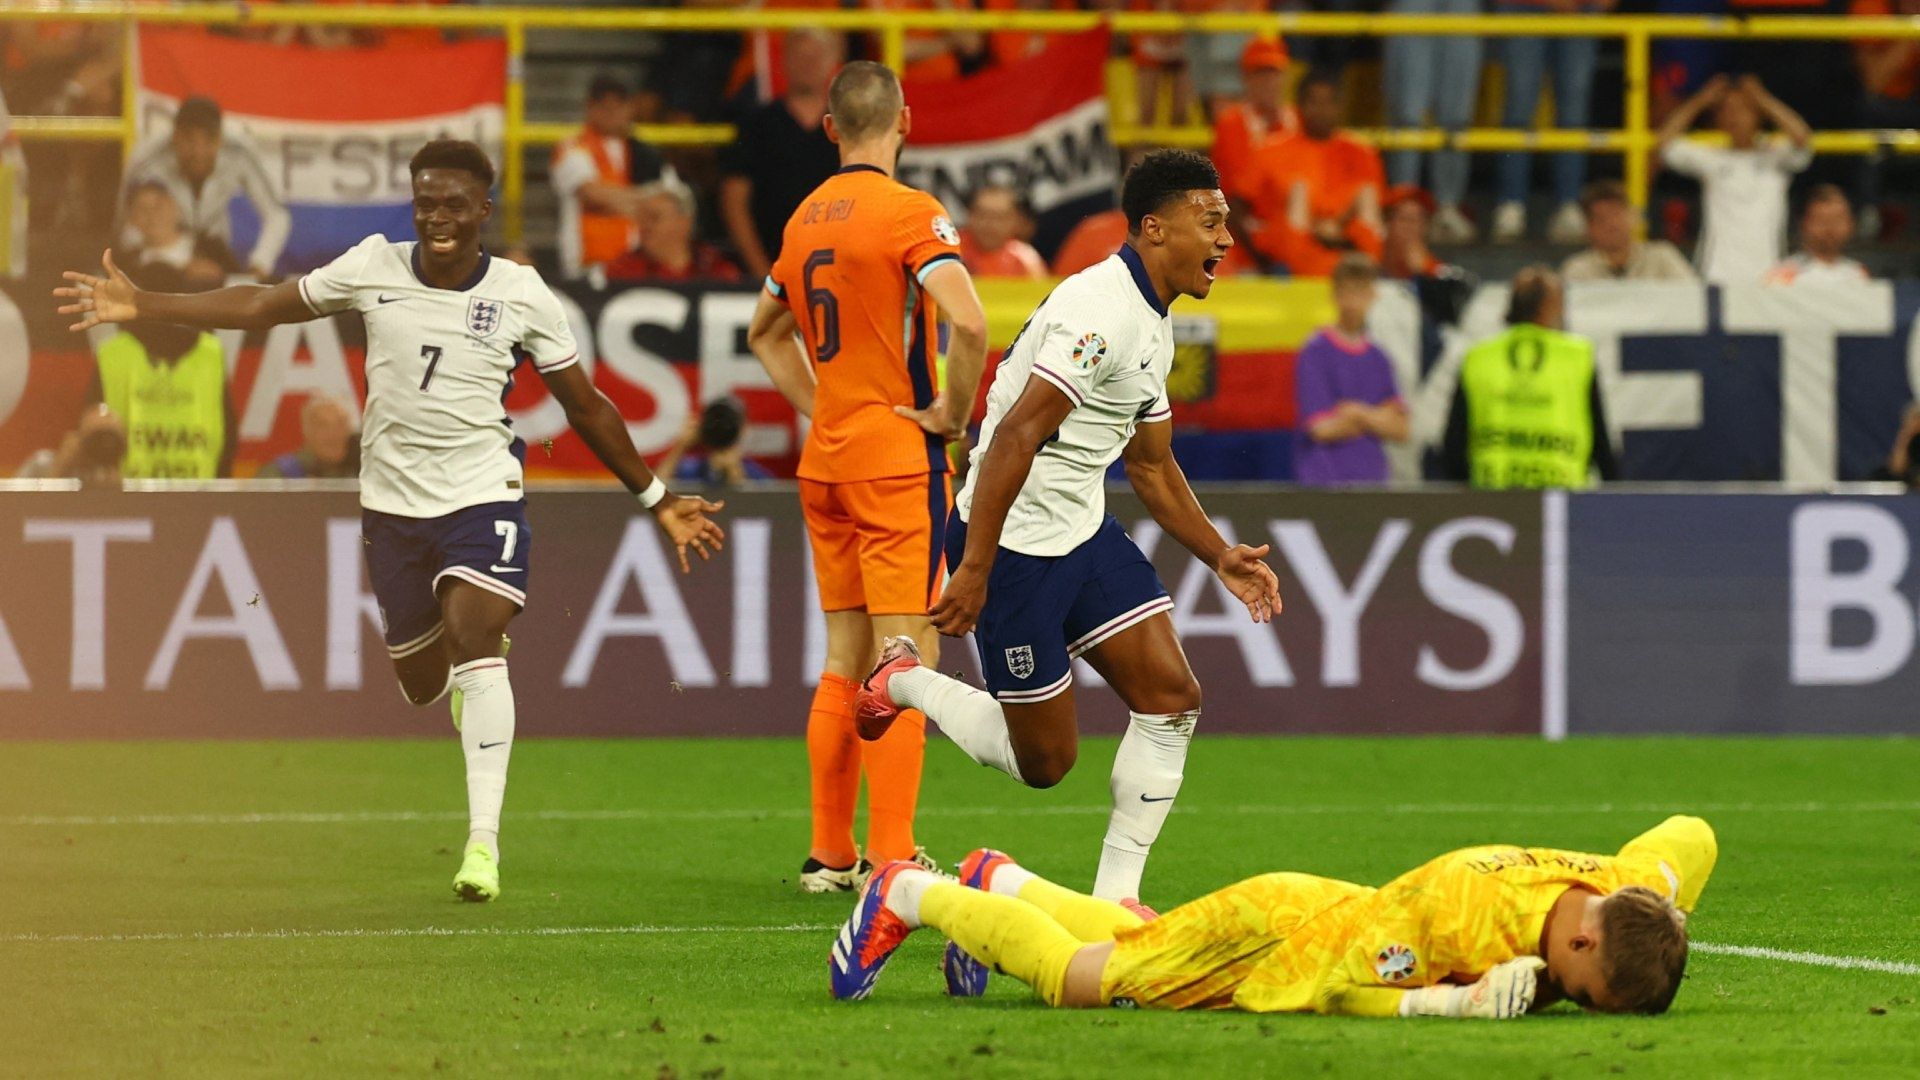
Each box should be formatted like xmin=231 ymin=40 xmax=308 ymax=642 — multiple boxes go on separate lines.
xmin=1397 ymin=956 xmax=1546 ymax=1019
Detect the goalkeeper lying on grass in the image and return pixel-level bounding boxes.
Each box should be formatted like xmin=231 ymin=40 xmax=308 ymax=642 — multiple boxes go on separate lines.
xmin=830 ymin=815 xmax=1715 ymax=1017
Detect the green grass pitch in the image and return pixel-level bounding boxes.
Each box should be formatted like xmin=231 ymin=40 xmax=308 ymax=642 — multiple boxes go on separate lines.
xmin=3 ymin=736 xmax=1917 ymax=1078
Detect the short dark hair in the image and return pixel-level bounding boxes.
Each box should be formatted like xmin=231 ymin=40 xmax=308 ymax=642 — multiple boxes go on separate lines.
xmin=1294 ymin=67 xmax=1342 ymax=104
xmin=1599 ymin=886 xmax=1690 ymax=1015
xmin=1579 ymin=179 xmax=1629 ymax=213
xmin=587 ymin=74 xmax=628 ymax=103
xmin=1804 ymin=182 xmax=1850 ymax=213
xmin=828 ymin=61 xmax=903 ymax=144
xmin=1331 ymin=252 xmax=1378 ymax=288
xmin=1121 ymin=149 xmax=1220 ymax=233
xmin=1506 ymin=264 xmax=1560 ymax=325
xmin=697 ymin=396 xmax=746 ymax=451
xmin=409 ymin=139 xmax=496 ymax=191
xmin=174 ymin=96 xmax=222 ymax=136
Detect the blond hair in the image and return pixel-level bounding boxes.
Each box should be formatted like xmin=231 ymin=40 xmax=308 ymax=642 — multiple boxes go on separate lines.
xmin=1600 ymin=886 xmax=1689 ymax=1014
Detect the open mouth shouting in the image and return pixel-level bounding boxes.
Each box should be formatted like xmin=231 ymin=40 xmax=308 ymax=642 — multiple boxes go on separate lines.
xmin=425 ymin=231 xmax=461 ymax=256
xmin=1202 ymin=256 xmax=1224 ymax=282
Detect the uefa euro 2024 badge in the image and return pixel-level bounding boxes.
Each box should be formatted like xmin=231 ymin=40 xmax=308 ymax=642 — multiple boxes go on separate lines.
xmin=1373 ymin=943 xmax=1418 ymax=983
xmin=932 ymin=215 xmax=960 ymax=246
xmin=1071 ymin=331 xmax=1107 ymax=370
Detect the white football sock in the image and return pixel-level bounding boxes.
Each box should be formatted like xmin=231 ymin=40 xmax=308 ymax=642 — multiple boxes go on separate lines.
xmin=1093 ymin=710 xmax=1197 ymax=900
xmin=453 ymin=657 xmax=514 ymax=860
xmin=890 ymin=666 xmax=1024 ymax=782
xmin=879 ymin=866 xmax=939 ymax=927
xmin=987 ymin=862 xmax=1037 ymax=899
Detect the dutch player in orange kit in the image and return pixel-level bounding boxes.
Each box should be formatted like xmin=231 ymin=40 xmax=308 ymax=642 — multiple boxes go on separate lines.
xmin=748 ymin=60 xmax=990 ymax=890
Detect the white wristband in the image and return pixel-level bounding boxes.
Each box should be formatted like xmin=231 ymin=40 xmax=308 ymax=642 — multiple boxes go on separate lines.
xmin=635 ymin=477 xmax=669 ymax=510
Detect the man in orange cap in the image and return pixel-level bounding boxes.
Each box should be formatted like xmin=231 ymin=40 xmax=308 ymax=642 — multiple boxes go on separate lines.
xmin=1210 ymin=37 xmax=1297 ymax=214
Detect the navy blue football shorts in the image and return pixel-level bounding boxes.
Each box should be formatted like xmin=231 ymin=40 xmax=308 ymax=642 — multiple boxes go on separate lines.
xmin=361 ymin=500 xmax=531 ymax=660
xmin=945 ymin=510 xmax=1172 ymax=704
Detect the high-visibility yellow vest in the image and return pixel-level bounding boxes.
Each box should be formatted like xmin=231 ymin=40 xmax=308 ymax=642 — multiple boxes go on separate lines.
xmin=1459 ymin=323 xmax=1596 ymax=490
xmin=96 ymin=330 xmax=226 ymax=479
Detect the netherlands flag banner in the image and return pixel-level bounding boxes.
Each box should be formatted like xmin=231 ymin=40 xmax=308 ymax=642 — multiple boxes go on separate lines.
xmin=898 ymin=28 xmax=1118 ymax=258
xmin=135 ymin=28 xmax=506 ymax=275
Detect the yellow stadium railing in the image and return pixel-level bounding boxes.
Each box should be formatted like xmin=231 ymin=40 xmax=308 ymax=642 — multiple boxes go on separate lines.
xmin=6 ymin=3 xmax=1920 ymax=245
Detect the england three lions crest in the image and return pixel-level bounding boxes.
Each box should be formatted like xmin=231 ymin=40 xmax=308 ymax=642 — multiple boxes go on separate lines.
xmin=1005 ymin=645 xmax=1035 ymax=680
xmin=467 ymin=296 xmax=502 ymax=338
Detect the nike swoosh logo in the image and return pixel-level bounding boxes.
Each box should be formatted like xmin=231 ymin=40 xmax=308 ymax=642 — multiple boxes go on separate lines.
xmin=489 ymin=565 xmax=523 ymax=574
xmin=478 ymin=741 xmax=506 ymax=749
xmin=1139 ymin=795 xmax=1175 ymax=803
xmin=376 ymin=294 xmax=404 ymax=304
xmin=1139 ymin=358 xmax=1151 ymax=370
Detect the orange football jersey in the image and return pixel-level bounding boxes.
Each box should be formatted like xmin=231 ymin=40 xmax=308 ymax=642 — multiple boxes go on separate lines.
xmin=768 ymin=165 xmax=964 ymax=483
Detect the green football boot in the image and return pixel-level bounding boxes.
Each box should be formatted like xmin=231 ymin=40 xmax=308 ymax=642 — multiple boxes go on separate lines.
xmin=452 ymin=842 xmax=500 ymax=902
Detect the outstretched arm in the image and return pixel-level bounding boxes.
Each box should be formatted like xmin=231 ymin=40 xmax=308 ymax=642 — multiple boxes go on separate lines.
xmin=1123 ymin=419 xmax=1279 ymax=624
xmin=541 ymin=362 xmax=725 ymax=573
xmin=930 ymin=378 xmax=1074 ymax=637
xmin=56 ymin=249 xmax=314 ymax=332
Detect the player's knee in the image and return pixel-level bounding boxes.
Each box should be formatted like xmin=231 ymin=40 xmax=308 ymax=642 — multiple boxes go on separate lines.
xmin=442 ymin=622 xmax=505 ymax=665
xmin=1017 ymin=743 xmax=1078 ymax=789
xmin=1134 ymin=673 xmax=1201 ymax=716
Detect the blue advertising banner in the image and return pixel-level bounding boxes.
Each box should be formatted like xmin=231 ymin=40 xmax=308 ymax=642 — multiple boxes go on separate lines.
xmin=1566 ymin=492 xmax=1920 ymax=735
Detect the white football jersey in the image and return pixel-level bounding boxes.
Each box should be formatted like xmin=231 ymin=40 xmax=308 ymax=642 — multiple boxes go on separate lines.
xmin=957 ymin=246 xmax=1172 ymax=557
xmin=299 ymin=236 xmax=578 ymax=518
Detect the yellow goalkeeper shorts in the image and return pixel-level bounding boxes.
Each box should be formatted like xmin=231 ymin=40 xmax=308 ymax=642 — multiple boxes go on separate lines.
xmin=1100 ymin=872 xmax=1372 ymax=1011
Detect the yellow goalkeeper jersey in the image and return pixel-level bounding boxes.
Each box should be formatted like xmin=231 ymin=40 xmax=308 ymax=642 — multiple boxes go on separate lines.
xmin=1230 ymin=815 xmax=1718 ymax=1014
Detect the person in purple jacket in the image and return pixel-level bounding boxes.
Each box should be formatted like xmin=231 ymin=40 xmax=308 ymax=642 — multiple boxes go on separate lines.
xmin=1294 ymin=254 xmax=1409 ymax=486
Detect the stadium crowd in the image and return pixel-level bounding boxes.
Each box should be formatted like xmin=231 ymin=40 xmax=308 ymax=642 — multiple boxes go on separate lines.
xmin=5 ymin=2 xmax=1920 ymax=487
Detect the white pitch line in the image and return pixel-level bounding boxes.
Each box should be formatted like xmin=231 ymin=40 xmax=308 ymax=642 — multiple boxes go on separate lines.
xmin=4 ymin=925 xmax=1915 ymax=979
xmin=1693 ymin=942 xmax=1920 ymax=977
xmin=4 ymin=800 xmax=1917 ymax=828
xmin=0 ymin=923 xmax=836 ymax=945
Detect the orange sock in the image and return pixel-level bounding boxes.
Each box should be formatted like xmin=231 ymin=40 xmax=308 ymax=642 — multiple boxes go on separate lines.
xmin=806 ymin=673 xmax=862 ymax=867
xmin=861 ymin=707 xmax=927 ymax=863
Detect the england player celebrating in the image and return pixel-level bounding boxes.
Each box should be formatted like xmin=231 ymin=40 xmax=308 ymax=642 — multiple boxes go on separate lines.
xmin=57 ymin=139 xmax=725 ymax=903
xmin=856 ymin=150 xmax=1280 ymax=908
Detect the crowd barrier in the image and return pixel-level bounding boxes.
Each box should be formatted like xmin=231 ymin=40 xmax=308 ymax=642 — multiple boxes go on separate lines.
xmin=0 ymin=486 xmax=1914 ymax=740
xmin=7 ymin=4 xmax=1920 ymax=241
xmin=7 ymin=274 xmax=1919 ymax=486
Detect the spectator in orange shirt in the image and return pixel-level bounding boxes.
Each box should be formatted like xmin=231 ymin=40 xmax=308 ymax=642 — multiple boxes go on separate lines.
xmin=1248 ymin=69 xmax=1383 ymax=277
xmin=1211 ymin=37 xmax=1297 ymax=215
xmin=959 ymin=184 xmax=1048 ymax=278
xmin=1852 ymin=0 xmax=1920 ymax=237
xmin=1051 ymin=206 xmax=1130 ymax=276
xmin=871 ymin=0 xmax=985 ymax=83
xmin=982 ymin=0 xmax=1077 ymax=70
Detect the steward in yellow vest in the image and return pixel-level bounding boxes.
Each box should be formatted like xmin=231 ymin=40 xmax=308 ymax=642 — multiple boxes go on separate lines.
xmin=91 ymin=271 xmax=232 ymax=479
xmin=1441 ymin=266 xmax=1618 ymax=489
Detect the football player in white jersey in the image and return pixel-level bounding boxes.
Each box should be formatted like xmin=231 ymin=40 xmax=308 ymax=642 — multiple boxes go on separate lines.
xmin=853 ymin=150 xmax=1281 ymax=920
xmin=57 ymin=139 xmax=725 ymax=903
